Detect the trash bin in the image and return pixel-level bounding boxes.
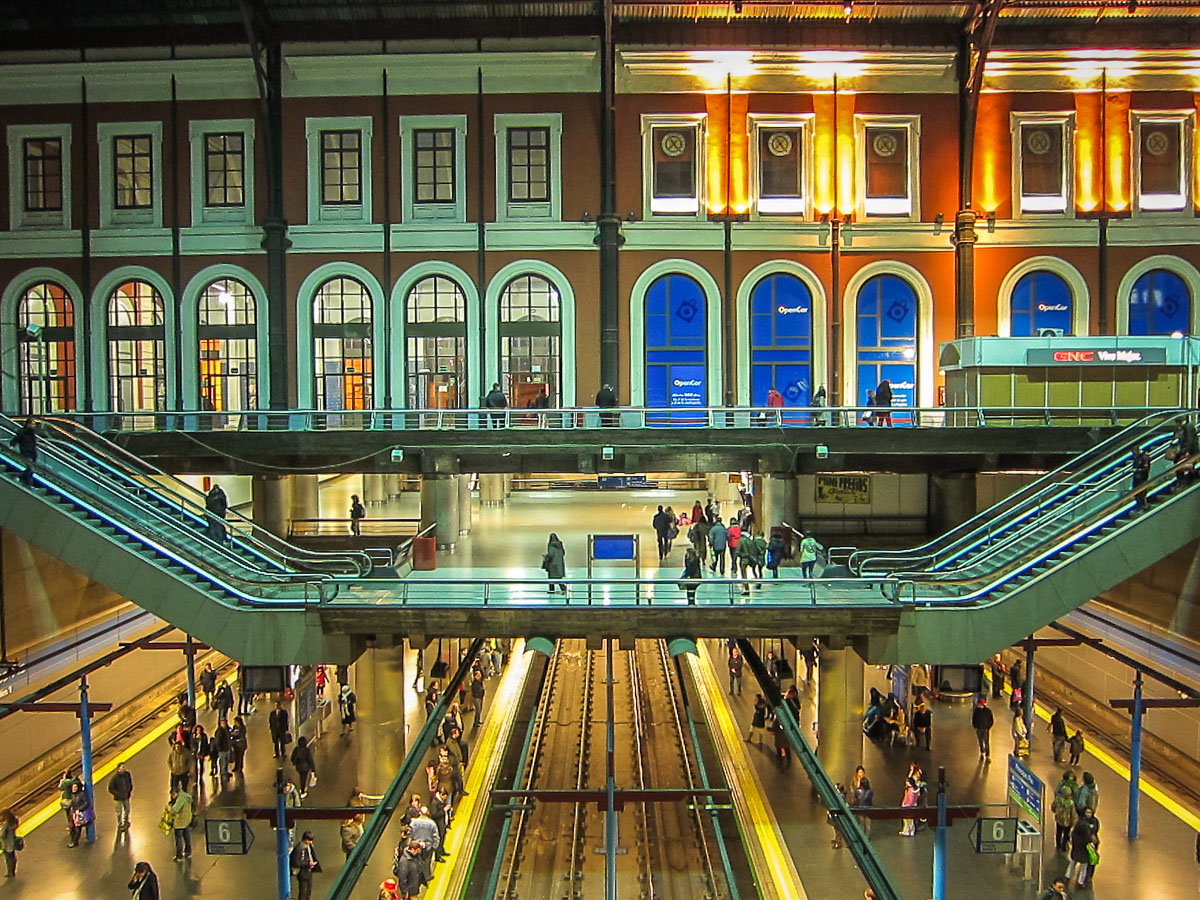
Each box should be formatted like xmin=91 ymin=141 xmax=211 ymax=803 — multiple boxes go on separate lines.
xmin=412 ymin=536 xmax=437 ymax=571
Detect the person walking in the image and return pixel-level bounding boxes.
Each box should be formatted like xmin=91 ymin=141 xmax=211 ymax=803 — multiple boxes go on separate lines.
xmin=339 ymin=683 xmax=358 ymax=734
xmin=168 ymin=786 xmax=194 ymax=860
xmin=680 ymin=547 xmax=703 ymax=605
xmin=736 ymin=535 xmax=757 ymax=594
xmin=911 ymin=700 xmax=932 ymax=750
xmin=990 ymin=654 xmax=1006 ymax=698
xmin=874 ymin=380 xmax=893 ymax=427
xmin=340 ymin=815 xmax=364 ymax=860
xmin=1068 ymin=729 xmax=1085 ymax=766
xmin=214 ymin=679 xmax=234 ymax=720
xmin=9 ymin=417 xmax=38 ymax=484
xmin=709 ymin=518 xmax=729 ymax=576
xmin=541 ymin=533 xmax=567 ymax=595
xmin=0 ymin=809 xmax=19 ymax=877
xmin=802 ymin=639 xmax=819 ymax=682
xmin=290 ymin=831 xmax=321 ymax=900
xmin=470 ymin=670 xmax=486 ymax=726
xmin=66 ymin=781 xmax=92 ymax=847
xmin=350 ymin=494 xmax=366 ymax=536
xmin=688 ymin=515 xmax=711 ymax=567
xmin=1039 ymin=876 xmax=1071 ymax=900
xmin=128 ymin=862 xmax=160 ymax=900
xmin=745 ymin=693 xmax=769 ymax=743
xmin=766 ymin=531 xmax=785 ymax=578
xmin=483 ymin=383 xmax=508 ymax=428
xmin=204 ymin=482 xmax=228 ymax=542
xmin=1049 ymin=707 xmax=1069 ymax=763
xmin=1053 ymin=782 xmax=1078 ymax=853
xmin=191 ymin=725 xmax=211 ymax=784
xmin=972 ymin=696 xmax=994 ymax=762
xmin=109 ymin=762 xmax=134 ymax=831
xmin=799 ymin=533 xmax=820 ymax=578
xmin=728 ymin=646 xmax=744 ymax=696
xmin=199 ymin=663 xmax=217 ymax=711
xmin=652 ymin=505 xmax=672 ymax=560
xmin=690 ymin=500 xmax=705 ymax=528
xmin=291 ymin=736 xmax=317 ymax=798
xmin=595 ymin=384 xmax=618 ymax=427
xmin=1066 ymin=807 xmax=1100 ymax=889
xmin=270 ymin=700 xmax=291 ymax=759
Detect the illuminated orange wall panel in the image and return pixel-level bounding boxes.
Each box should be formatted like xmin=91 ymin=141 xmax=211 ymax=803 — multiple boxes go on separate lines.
xmin=703 ymin=93 xmax=749 ymax=216
xmin=729 ymin=93 xmax=749 ymax=214
xmin=974 ymin=92 xmax=1012 ymax=214
xmin=1074 ymin=92 xmax=1103 ymax=213
xmin=705 ymin=94 xmax=729 ymax=214
xmin=1104 ymin=92 xmax=1131 ymax=212
xmin=1194 ymin=93 xmax=1200 ymax=210
xmin=813 ymin=94 xmax=836 ymax=215
xmin=836 ymin=94 xmax=856 ymax=216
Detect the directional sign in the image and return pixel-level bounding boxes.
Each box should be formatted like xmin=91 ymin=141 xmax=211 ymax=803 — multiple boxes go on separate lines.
xmin=972 ymin=817 xmax=1018 ymax=854
xmin=205 ymin=819 xmax=254 ymax=855
xmin=1007 ymin=754 xmax=1044 ymax=821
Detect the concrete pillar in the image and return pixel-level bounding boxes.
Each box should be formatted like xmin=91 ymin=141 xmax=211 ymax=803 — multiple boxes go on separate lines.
xmin=290 ymin=475 xmax=319 ymax=523
xmin=420 ymin=475 xmax=460 ymax=550
xmin=363 ymin=473 xmax=387 ymax=507
xmin=816 ymin=646 xmax=865 ymax=790
xmin=503 ymin=473 xmax=514 ymax=498
xmin=761 ymin=473 xmax=798 ymax=532
xmin=457 ymin=474 xmax=473 ymax=536
xmin=385 ymin=474 xmax=403 ymax=499
xmin=354 ymin=644 xmax=406 ymax=796
xmin=930 ymin=472 xmax=977 ymax=537
xmin=252 ymin=474 xmax=292 ymax=538
xmin=480 ymin=474 xmax=505 ymax=507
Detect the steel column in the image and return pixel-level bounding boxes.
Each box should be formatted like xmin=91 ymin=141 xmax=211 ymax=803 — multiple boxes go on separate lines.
xmin=933 ymin=767 xmax=948 ymax=900
xmin=1023 ymin=633 xmax=1035 ymax=746
xmin=184 ymin=634 xmax=197 ymax=709
xmin=597 ymin=0 xmax=622 ymax=392
xmin=604 ymin=640 xmax=618 ymax=900
xmin=275 ymin=765 xmax=290 ymax=900
xmin=1128 ymin=671 xmax=1144 ymax=838
xmin=79 ymin=677 xmax=96 ymax=843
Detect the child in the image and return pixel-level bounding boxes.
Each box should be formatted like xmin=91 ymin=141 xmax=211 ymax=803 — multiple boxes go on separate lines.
xmin=1067 ymin=729 xmax=1085 ymax=766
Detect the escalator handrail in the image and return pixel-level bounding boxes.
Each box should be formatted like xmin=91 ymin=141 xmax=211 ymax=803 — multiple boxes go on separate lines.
xmin=850 ymin=410 xmax=1190 ymax=573
xmin=29 ymin=416 xmax=373 ymax=577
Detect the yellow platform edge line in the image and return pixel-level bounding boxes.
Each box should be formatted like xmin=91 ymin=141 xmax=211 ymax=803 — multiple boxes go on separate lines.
xmin=424 ymin=639 xmax=531 ymax=900
xmin=998 ymin=674 xmax=1200 ymax=831
xmin=16 ymin=674 xmax=234 ymax=838
xmin=691 ymin=642 xmax=808 ymax=900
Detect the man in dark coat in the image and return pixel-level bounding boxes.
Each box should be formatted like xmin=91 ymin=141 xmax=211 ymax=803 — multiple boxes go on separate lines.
xmin=483 ymin=383 xmax=507 ymax=428
xmin=204 ymin=483 xmax=228 ymax=542
xmin=393 ymin=841 xmax=428 ymax=897
xmin=469 ymin=670 xmax=485 ymax=727
xmin=972 ymin=696 xmax=995 ymax=761
xmin=9 ymin=417 xmax=37 ymax=484
xmin=595 ymin=384 xmax=617 ymax=427
xmin=652 ymin=505 xmax=672 ymax=560
xmin=269 ymin=701 xmax=290 ymax=759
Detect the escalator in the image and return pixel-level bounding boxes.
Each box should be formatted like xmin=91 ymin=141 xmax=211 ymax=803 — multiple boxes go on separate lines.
xmin=2 ymin=413 xmax=1199 ymax=667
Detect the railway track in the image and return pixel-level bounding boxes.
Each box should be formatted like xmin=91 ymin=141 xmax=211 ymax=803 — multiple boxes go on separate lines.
xmin=495 ymin=639 xmax=728 ymax=899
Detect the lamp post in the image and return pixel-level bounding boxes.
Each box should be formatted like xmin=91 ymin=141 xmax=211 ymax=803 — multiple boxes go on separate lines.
xmin=23 ymin=324 xmax=49 ymax=414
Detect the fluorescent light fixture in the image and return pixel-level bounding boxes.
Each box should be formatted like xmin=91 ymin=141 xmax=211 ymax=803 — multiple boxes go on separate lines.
xmin=650 ymin=197 xmax=700 ymax=214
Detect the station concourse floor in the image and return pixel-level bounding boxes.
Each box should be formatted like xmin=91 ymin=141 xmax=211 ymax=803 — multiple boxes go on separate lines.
xmin=9 ymin=483 xmax=1200 ymax=898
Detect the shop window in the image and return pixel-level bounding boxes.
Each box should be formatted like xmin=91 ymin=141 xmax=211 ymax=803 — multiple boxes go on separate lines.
xmin=199 ymin=279 xmax=258 ymax=412
xmin=856 ymin=274 xmax=918 ymax=425
xmin=406 ymin=276 xmax=467 ymax=409
xmin=500 ymin=274 xmax=561 ymax=408
xmin=107 ymin=280 xmax=166 ymax=412
xmin=749 ymin=274 xmax=813 ymax=416
xmin=1010 ymin=271 xmax=1073 ymax=337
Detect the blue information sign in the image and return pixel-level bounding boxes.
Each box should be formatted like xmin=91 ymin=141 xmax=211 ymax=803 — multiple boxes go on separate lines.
xmin=1007 ymin=754 xmax=1044 ymax=821
xmin=592 ymin=535 xmax=636 ymax=561
xmin=205 ymin=819 xmax=255 ymax=855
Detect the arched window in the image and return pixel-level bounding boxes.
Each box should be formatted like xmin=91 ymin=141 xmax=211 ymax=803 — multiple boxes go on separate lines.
xmin=406 ymin=275 xmax=466 ymax=408
xmin=645 ymin=274 xmax=707 ymax=411
xmin=1010 ymin=271 xmax=1073 ymax=337
xmin=107 ymin=280 xmax=165 ymax=412
xmin=856 ymin=274 xmax=918 ymax=425
xmin=749 ymin=273 xmax=813 ymax=416
xmin=313 ymin=277 xmax=372 ymax=410
xmin=198 ymin=278 xmax=257 ymax=412
xmin=499 ymin=274 xmax=561 ymax=408
xmin=17 ymin=281 xmax=76 ymax=414
xmin=1129 ymin=269 xmax=1191 ymax=335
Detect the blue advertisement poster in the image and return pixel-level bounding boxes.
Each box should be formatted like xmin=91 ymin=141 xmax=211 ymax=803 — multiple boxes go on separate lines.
xmin=1011 ymin=271 xmax=1073 ymax=337
xmin=750 ymin=274 xmax=813 ymax=421
xmin=1129 ymin=269 xmax=1191 ymax=335
xmin=645 ymin=275 xmax=707 ymax=424
xmin=857 ymin=275 xmax=918 ymax=426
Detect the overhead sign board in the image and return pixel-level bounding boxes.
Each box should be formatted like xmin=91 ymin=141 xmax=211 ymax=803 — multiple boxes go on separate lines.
xmin=815 ymin=474 xmax=871 ymax=505
xmin=972 ymin=817 xmax=1018 ymax=854
xmin=1025 ymin=347 xmax=1167 ymax=366
xmin=205 ymin=819 xmax=254 ymax=856
xmin=1007 ymin=754 xmax=1045 ymax=821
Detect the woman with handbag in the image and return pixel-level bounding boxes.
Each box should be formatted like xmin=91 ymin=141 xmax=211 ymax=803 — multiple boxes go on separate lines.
xmin=0 ymin=808 xmax=21 ymax=876
xmin=541 ymin=534 xmax=567 ymax=595
xmin=66 ymin=781 xmax=92 ymax=847
xmin=1067 ymin=807 xmax=1100 ymax=889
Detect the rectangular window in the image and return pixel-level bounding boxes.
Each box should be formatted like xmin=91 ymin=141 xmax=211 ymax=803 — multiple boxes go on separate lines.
xmin=321 ymin=130 xmax=361 ymax=205
xmin=1013 ymin=115 xmax=1072 ymax=215
xmin=23 ymin=138 xmax=62 ymax=212
xmin=113 ymin=135 xmax=153 ymax=210
xmin=643 ymin=117 xmax=704 ymax=216
xmin=1134 ymin=114 xmax=1191 ymax=212
xmin=855 ymin=115 xmax=920 ymax=220
xmin=414 ymin=129 xmax=456 ymax=204
xmin=507 ymin=127 xmax=549 ymax=203
xmin=750 ymin=116 xmax=812 ymax=217
xmin=204 ymin=133 xmax=245 ymax=208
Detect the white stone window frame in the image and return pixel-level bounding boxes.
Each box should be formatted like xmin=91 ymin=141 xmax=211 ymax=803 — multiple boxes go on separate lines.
xmin=641 ymin=114 xmax=707 ymax=221
xmin=1132 ymin=109 xmax=1194 ymax=217
xmin=748 ymin=113 xmax=814 ymax=220
xmin=493 ymin=113 xmax=562 ymax=223
xmin=305 ymin=116 xmax=374 ymax=226
xmin=1010 ymin=111 xmax=1075 ymax=219
xmin=188 ymin=119 xmax=255 ymax=228
xmin=399 ymin=114 xmax=467 ymax=225
xmin=854 ymin=114 xmax=921 ymax=222
xmin=7 ymin=123 xmax=72 ymax=230
xmin=97 ymin=121 xmax=163 ymax=229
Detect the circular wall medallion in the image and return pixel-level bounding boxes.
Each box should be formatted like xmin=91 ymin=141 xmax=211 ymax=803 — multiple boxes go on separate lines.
xmin=1145 ymin=130 xmax=1170 ymax=156
xmin=660 ymin=132 xmax=687 ymax=157
xmin=767 ymin=132 xmax=793 ymax=157
xmin=1025 ymin=129 xmax=1052 ymax=156
xmin=872 ymin=132 xmax=898 ymax=158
